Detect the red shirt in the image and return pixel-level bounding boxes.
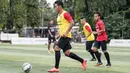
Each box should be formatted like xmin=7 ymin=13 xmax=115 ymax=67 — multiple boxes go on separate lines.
xmin=96 ymin=20 xmax=108 ymax=41
xmin=64 ymin=12 xmax=73 ymax=23
xmin=85 ymin=25 xmax=91 ymax=32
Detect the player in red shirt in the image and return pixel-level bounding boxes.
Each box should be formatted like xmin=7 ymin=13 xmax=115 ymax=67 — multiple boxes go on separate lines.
xmin=92 ymin=12 xmax=111 ymax=67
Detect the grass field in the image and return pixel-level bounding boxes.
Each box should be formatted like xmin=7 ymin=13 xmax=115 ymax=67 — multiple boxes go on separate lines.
xmin=0 ymin=43 xmax=129 ymax=73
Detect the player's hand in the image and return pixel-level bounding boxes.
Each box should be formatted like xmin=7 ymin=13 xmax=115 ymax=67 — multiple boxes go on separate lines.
xmin=96 ymin=31 xmax=101 ymax=35
xmin=92 ymin=31 xmax=97 ymax=34
xmin=62 ymin=33 xmax=67 ymax=37
xmin=85 ymin=36 xmax=88 ymax=39
xmin=97 ymin=32 xmax=101 ymax=35
xmin=56 ymin=35 xmax=60 ymax=39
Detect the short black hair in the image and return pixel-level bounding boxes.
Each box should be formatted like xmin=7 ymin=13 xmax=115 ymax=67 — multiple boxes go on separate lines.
xmin=54 ymin=1 xmax=64 ymax=8
xmin=80 ymin=17 xmax=86 ymax=20
xmin=95 ymin=12 xmax=101 ymax=17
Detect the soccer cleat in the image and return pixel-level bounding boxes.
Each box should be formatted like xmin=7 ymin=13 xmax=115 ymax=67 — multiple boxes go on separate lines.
xmin=51 ymin=49 xmax=55 ymax=52
xmin=48 ymin=67 xmax=59 ymax=72
xmin=106 ymin=63 xmax=111 ymax=68
xmin=90 ymin=58 xmax=96 ymax=61
xmin=81 ymin=60 xmax=87 ymax=70
xmin=95 ymin=62 xmax=103 ymax=66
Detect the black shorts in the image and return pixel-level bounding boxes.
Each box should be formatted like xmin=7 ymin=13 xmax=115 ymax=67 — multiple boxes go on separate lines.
xmin=57 ymin=37 xmax=72 ymax=53
xmin=48 ymin=36 xmax=56 ymax=43
xmin=93 ymin=40 xmax=107 ymax=51
xmin=86 ymin=41 xmax=94 ymax=52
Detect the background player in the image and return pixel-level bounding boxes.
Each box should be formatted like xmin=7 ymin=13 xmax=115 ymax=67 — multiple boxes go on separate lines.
xmin=92 ymin=12 xmax=111 ymax=67
xmin=80 ymin=17 xmax=96 ymax=61
xmin=47 ymin=20 xmax=56 ymax=53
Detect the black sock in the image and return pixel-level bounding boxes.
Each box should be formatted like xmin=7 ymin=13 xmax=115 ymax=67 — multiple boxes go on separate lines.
xmin=55 ymin=51 xmax=61 ymax=68
xmin=95 ymin=51 xmax=102 ymax=63
xmin=104 ymin=52 xmax=110 ymax=64
xmin=68 ymin=52 xmax=84 ymax=63
xmin=90 ymin=51 xmax=96 ymax=59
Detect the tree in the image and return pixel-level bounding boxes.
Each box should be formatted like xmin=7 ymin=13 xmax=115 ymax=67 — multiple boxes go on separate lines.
xmin=39 ymin=0 xmax=57 ymax=27
xmin=0 ymin=0 xmax=8 ymax=30
xmin=63 ymin=0 xmax=130 ymax=39
xmin=25 ymin=0 xmax=40 ymax=28
xmin=13 ymin=0 xmax=27 ymax=33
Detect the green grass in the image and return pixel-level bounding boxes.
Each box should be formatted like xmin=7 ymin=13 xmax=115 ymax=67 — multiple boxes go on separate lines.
xmin=0 ymin=43 xmax=129 ymax=73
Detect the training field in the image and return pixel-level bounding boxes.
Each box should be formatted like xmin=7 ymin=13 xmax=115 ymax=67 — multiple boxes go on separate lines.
xmin=0 ymin=43 xmax=129 ymax=73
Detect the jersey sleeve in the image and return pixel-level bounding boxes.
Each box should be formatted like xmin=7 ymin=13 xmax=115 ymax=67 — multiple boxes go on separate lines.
xmin=99 ymin=21 xmax=105 ymax=30
xmin=85 ymin=25 xmax=92 ymax=32
xmin=64 ymin=12 xmax=73 ymax=23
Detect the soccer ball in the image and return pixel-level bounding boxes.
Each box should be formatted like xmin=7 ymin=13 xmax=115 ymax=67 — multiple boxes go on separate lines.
xmin=22 ymin=63 xmax=32 ymax=73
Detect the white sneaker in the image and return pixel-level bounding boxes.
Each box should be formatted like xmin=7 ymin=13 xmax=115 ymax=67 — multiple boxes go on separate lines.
xmin=51 ymin=49 xmax=55 ymax=52
xmin=48 ymin=50 xmax=51 ymax=54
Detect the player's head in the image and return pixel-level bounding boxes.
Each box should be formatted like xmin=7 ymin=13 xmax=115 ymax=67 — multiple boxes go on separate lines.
xmin=94 ymin=12 xmax=101 ymax=21
xmin=50 ymin=20 xmax=54 ymax=25
xmin=54 ymin=1 xmax=64 ymax=13
xmin=80 ymin=17 xmax=86 ymax=25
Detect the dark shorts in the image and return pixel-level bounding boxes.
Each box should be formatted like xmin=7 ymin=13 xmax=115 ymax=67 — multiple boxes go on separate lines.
xmin=57 ymin=37 xmax=72 ymax=53
xmin=93 ymin=40 xmax=107 ymax=51
xmin=86 ymin=41 xmax=94 ymax=52
xmin=48 ymin=36 xmax=56 ymax=43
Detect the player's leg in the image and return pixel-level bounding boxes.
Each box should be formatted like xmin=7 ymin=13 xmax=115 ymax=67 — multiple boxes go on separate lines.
xmin=48 ymin=38 xmax=62 ymax=72
xmin=52 ymin=37 xmax=56 ymax=49
xmin=64 ymin=49 xmax=86 ymax=70
xmin=54 ymin=46 xmax=61 ymax=69
xmin=92 ymin=41 xmax=102 ymax=66
xmin=48 ymin=37 xmax=51 ymax=53
xmin=62 ymin=38 xmax=86 ymax=70
xmin=86 ymin=41 xmax=96 ymax=61
xmin=48 ymin=45 xmax=61 ymax=72
xmin=101 ymin=41 xmax=111 ymax=67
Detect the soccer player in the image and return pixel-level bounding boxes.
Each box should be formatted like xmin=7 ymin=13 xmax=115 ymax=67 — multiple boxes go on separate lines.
xmin=92 ymin=12 xmax=111 ymax=67
xmin=47 ymin=20 xmax=56 ymax=53
xmin=80 ymin=18 xmax=96 ymax=61
xmin=48 ymin=1 xmax=86 ymax=72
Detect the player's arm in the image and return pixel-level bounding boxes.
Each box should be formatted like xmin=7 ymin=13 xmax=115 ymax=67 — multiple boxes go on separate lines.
xmin=85 ymin=25 xmax=92 ymax=38
xmin=97 ymin=23 xmax=105 ymax=34
xmin=62 ymin=12 xmax=73 ymax=37
xmin=56 ymin=32 xmax=60 ymax=39
xmin=48 ymin=27 xmax=53 ymax=37
xmin=93 ymin=22 xmax=105 ymax=34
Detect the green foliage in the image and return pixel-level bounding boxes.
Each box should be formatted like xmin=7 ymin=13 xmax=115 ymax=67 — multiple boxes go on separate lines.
xmin=25 ymin=0 xmax=40 ymax=28
xmin=0 ymin=0 xmax=129 ymax=39
xmin=0 ymin=0 xmax=8 ymax=29
xmin=39 ymin=0 xmax=57 ymax=26
xmin=0 ymin=0 xmax=55 ymax=32
xmin=63 ymin=0 xmax=130 ymax=39
xmin=104 ymin=12 xmax=130 ymax=39
xmin=104 ymin=13 xmax=123 ymax=39
xmin=13 ymin=0 xmax=27 ymax=33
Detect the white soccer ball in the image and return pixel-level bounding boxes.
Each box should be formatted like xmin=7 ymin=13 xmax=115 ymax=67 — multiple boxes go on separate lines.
xmin=22 ymin=63 xmax=32 ymax=73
